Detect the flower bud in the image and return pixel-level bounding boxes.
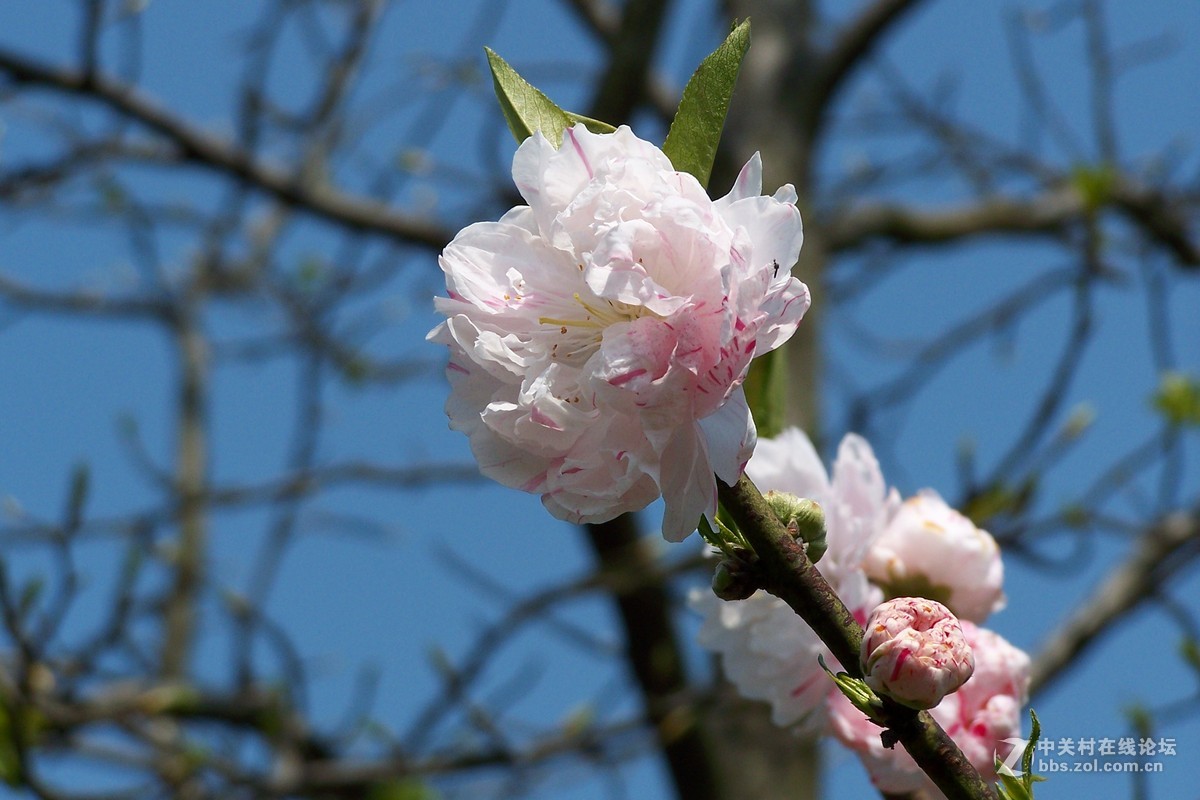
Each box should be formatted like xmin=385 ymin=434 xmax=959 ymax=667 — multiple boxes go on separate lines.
xmin=764 ymin=491 xmax=828 ymax=563
xmin=860 ymin=597 xmax=974 ymax=710
xmin=711 ymin=556 xmax=758 ymax=601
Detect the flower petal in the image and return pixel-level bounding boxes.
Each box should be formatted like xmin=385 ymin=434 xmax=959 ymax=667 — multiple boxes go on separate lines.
xmin=658 ymin=424 xmax=716 ymax=541
xmin=698 ymin=384 xmax=756 ymax=485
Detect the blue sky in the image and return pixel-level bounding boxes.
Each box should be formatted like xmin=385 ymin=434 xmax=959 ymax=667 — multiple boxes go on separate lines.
xmin=1 ymin=2 xmax=1199 ymax=799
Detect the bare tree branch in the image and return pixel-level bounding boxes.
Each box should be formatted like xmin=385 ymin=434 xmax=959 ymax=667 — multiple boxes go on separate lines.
xmin=160 ymin=310 xmax=209 ymax=680
xmin=805 ymin=0 xmax=926 ymax=137
xmin=0 ymin=275 xmax=171 ymax=320
xmin=827 ymin=182 xmax=1200 ymax=268
xmin=1030 ymin=507 xmax=1200 ymax=697
xmin=0 ymin=49 xmax=454 ymax=249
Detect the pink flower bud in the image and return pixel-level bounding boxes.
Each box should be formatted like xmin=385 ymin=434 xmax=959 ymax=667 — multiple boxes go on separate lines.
xmin=860 ymin=597 xmax=974 ymax=710
xmin=831 ymin=619 xmax=1030 ymax=794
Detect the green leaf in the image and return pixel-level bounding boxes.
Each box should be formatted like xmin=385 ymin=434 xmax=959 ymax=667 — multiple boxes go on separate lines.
xmin=743 ymin=345 xmax=787 ymax=439
xmin=1152 ymin=371 xmax=1200 ymax=427
xmin=817 ymin=654 xmax=885 ymax=723
xmin=1022 ymin=709 xmax=1041 ymax=786
xmin=962 ymin=476 xmax=1037 ymax=526
xmin=1058 ymin=504 xmax=1087 ymax=529
xmin=485 ymin=48 xmax=575 ymax=147
xmin=995 ymin=772 xmax=1031 ymax=800
xmin=1124 ymin=702 xmax=1153 ymax=737
xmin=662 ymin=19 xmax=751 ymax=188
xmin=1070 ymin=163 xmax=1117 ymax=212
xmin=561 ymin=703 xmax=595 ymax=737
xmin=995 ymin=708 xmax=1044 ymax=799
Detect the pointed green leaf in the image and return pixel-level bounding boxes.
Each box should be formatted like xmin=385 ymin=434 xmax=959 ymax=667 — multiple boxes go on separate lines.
xmin=995 ymin=773 xmax=1032 ymax=800
xmin=485 ymin=47 xmax=574 ymax=147
xmin=1022 ymin=709 xmax=1041 ymax=789
xmin=662 ymin=19 xmax=751 ymax=188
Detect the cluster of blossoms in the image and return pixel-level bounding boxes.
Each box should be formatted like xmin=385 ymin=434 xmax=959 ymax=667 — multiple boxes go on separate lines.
xmin=692 ymin=427 xmax=1028 ymax=795
xmin=431 ymin=116 xmax=1025 ymax=794
xmin=429 ymin=125 xmax=809 ymax=542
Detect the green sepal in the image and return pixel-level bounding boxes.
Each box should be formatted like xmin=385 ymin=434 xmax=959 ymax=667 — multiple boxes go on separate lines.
xmin=698 ymin=513 xmax=748 ymax=555
xmin=662 ymin=19 xmax=751 ymax=188
xmin=818 ymin=654 xmax=885 ymax=722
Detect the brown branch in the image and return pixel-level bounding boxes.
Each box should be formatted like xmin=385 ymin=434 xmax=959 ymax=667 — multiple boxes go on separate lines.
xmin=827 ymin=180 xmax=1200 ymax=268
xmin=277 ymin=716 xmax=648 ymax=794
xmin=0 ymin=48 xmax=453 ymax=250
xmin=1112 ymin=180 xmax=1200 ymax=267
xmin=0 ymin=274 xmax=170 ymax=320
xmin=1029 ymin=507 xmax=1200 ymax=698
xmin=826 ymin=187 xmax=1082 ymax=253
xmin=160 ymin=311 xmax=209 ymax=680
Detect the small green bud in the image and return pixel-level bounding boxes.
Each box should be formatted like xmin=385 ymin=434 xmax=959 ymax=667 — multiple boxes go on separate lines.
xmin=711 ymin=556 xmax=758 ymax=601
xmin=764 ymin=491 xmax=828 ymax=563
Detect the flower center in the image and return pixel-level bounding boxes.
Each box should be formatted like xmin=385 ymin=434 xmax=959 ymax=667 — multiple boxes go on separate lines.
xmin=540 ymin=293 xmax=653 ymax=364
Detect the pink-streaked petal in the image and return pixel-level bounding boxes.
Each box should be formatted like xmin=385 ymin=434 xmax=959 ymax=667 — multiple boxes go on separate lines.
xmin=755 ymin=277 xmax=811 ymax=354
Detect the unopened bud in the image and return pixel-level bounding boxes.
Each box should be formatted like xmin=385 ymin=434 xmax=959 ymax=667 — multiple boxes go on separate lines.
xmin=711 ymin=554 xmax=758 ymax=601
xmin=764 ymin=491 xmax=827 ymax=563
xmin=860 ymin=597 xmax=975 ymax=710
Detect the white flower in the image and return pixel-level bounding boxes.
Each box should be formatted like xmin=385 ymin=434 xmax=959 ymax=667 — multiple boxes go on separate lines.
xmin=861 ymin=491 xmax=1006 ymax=623
xmin=691 ymin=428 xmax=896 ymax=729
xmin=429 ymin=125 xmax=808 ymax=540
